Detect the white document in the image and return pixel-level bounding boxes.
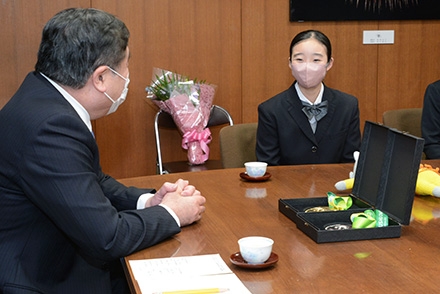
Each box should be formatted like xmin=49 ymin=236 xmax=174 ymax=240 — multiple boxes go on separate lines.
xmin=129 ymin=254 xmax=251 ymax=294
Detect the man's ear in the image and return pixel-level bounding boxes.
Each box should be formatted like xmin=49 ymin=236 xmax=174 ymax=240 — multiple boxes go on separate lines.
xmin=92 ymin=65 xmax=109 ymax=93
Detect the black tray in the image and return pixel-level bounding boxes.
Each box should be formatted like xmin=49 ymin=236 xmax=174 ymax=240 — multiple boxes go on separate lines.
xmin=278 ymin=196 xmax=367 ymax=225
xmin=295 ymin=210 xmax=402 ymax=243
xmin=279 ymin=121 xmax=424 ymax=243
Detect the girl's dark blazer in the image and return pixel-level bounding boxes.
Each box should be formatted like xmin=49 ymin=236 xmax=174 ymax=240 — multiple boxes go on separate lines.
xmin=256 ymin=82 xmax=361 ymax=165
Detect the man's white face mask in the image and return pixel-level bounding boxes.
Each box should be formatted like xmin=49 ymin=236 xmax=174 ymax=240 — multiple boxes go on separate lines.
xmin=104 ymin=66 xmax=130 ymax=115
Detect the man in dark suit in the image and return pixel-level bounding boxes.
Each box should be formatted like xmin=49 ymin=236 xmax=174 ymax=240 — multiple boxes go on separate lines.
xmin=0 ymin=8 xmax=205 ymax=294
xmin=256 ymin=30 xmax=361 ymax=165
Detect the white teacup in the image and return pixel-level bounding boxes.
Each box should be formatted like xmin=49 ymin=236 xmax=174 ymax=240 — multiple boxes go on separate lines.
xmin=238 ymin=236 xmax=273 ymax=264
xmin=244 ymin=162 xmax=267 ymax=177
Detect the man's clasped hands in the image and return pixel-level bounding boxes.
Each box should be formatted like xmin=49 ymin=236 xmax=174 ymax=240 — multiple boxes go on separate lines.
xmin=146 ymin=179 xmax=206 ymax=227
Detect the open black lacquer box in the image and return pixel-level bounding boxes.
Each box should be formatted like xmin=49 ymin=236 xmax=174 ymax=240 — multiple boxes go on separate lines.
xmin=279 ymin=121 xmax=425 ymax=243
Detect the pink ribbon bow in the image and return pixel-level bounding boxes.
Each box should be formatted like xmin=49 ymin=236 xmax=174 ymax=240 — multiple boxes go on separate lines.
xmin=181 ymin=128 xmax=212 ymax=162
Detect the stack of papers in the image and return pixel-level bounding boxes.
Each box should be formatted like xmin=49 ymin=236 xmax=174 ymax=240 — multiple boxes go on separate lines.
xmin=129 ymin=254 xmax=251 ymax=294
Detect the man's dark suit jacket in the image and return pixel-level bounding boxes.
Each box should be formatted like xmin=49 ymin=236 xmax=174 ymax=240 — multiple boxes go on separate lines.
xmin=0 ymin=72 xmax=180 ymax=293
xmin=256 ymin=82 xmax=361 ymax=165
xmin=422 ymin=80 xmax=440 ymax=159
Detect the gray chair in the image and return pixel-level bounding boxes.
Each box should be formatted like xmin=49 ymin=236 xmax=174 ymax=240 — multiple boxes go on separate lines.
xmin=155 ymin=105 xmax=233 ymax=174
xmin=382 ymin=108 xmax=422 ymax=137
xmin=219 ymin=123 xmax=258 ymax=168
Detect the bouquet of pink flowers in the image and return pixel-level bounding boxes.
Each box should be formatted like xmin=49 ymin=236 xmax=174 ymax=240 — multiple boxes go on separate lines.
xmin=146 ymin=68 xmax=215 ymax=165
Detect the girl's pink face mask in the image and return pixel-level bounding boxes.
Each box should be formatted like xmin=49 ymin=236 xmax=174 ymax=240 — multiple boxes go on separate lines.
xmin=290 ymin=62 xmax=328 ymax=89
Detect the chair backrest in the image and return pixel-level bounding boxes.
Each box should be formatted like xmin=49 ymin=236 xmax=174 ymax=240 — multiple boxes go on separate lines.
xmin=382 ymin=108 xmax=422 ymax=137
xmin=154 ymin=105 xmax=234 ymax=174
xmin=219 ymin=123 xmax=258 ymax=168
xmin=207 ymin=105 xmax=234 ymax=127
xmin=155 ymin=105 xmax=234 ymax=131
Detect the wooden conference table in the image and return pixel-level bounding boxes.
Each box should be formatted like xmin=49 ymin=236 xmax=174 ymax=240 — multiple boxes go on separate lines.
xmin=119 ymin=161 xmax=440 ymax=293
